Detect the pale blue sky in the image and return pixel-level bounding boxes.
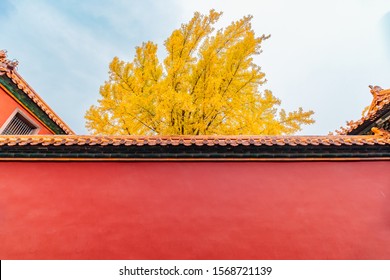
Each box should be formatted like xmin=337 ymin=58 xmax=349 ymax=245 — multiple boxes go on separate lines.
xmin=1 ymin=0 xmax=389 ymax=135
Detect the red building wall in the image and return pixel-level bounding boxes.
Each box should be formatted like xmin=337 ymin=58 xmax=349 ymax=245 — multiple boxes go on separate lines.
xmin=0 ymin=86 xmax=53 ymax=134
xmin=0 ymin=161 xmax=389 ymax=259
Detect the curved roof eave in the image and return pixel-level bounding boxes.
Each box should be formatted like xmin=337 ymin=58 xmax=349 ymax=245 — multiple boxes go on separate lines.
xmin=0 ymin=50 xmax=74 ymax=135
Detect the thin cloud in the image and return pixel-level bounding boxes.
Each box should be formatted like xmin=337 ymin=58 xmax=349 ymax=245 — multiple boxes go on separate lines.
xmin=1 ymin=0 xmax=180 ymax=134
xmin=175 ymin=0 xmax=390 ymax=135
xmin=0 ymin=0 xmax=14 ymax=18
xmin=2 ymin=0 xmax=389 ymax=135
xmin=381 ymin=12 xmax=390 ymax=59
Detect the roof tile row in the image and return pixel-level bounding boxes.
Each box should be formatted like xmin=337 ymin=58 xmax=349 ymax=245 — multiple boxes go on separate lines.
xmin=0 ymin=135 xmax=389 ymax=147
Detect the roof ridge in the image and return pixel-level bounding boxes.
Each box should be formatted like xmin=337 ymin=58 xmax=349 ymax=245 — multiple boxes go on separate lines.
xmin=0 ymin=50 xmax=74 ymax=135
xmin=336 ymin=86 xmax=390 ymax=135
xmin=0 ymin=134 xmax=388 ymax=146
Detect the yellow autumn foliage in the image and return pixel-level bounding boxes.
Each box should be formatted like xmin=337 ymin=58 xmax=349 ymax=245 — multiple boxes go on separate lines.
xmin=85 ymin=10 xmax=314 ymax=135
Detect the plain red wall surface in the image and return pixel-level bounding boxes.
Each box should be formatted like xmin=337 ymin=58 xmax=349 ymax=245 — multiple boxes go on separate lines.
xmin=0 ymin=86 xmax=52 ymax=134
xmin=0 ymin=161 xmax=389 ymax=259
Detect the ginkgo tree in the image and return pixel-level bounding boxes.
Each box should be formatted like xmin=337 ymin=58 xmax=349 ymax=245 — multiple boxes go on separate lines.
xmin=85 ymin=10 xmax=314 ymax=135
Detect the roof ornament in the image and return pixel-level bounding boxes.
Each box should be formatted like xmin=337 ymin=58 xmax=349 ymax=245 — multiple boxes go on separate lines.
xmin=368 ymin=85 xmax=383 ymax=93
xmin=0 ymin=50 xmax=19 ymax=74
xmin=367 ymin=85 xmax=389 ymax=114
xmin=371 ymin=127 xmax=390 ymax=139
xmin=335 ymin=86 xmax=390 ymax=135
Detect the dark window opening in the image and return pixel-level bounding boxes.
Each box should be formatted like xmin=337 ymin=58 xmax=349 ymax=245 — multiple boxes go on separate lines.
xmin=1 ymin=112 xmax=39 ymax=135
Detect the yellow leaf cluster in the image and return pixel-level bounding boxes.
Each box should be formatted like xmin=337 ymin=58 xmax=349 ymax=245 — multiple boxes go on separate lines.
xmin=85 ymin=10 xmax=314 ymax=135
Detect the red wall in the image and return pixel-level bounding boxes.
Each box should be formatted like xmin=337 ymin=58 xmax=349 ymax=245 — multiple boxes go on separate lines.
xmin=0 ymin=161 xmax=389 ymax=259
xmin=0 ymin=86 xmax=53 ymax=134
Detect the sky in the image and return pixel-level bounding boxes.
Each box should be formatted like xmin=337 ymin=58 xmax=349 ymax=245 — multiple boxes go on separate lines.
xmin=1 ymin=0 xmax=389 ymax=135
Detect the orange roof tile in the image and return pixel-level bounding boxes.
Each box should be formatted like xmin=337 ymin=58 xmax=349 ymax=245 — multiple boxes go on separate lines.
xmin=0 ymin=50 xmax=74 ymax=135
xmin=372 ymin=127 xmax=390 ymax=139
xmin=337 ymin=86 xmax=390 ymax=135
xmin=0 ymin=134 xmax=388 ymax=147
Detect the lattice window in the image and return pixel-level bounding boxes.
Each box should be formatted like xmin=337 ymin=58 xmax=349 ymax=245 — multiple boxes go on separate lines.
xmin=0 ymin=110 xmax=39 ymax=135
